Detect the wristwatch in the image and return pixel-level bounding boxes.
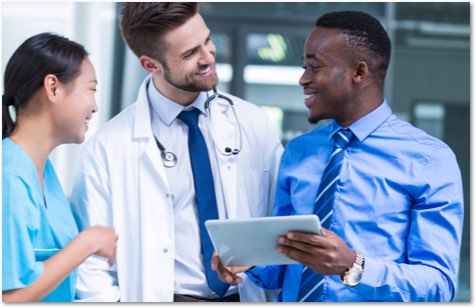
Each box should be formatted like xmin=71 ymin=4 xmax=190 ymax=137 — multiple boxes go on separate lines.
xmin=340 ymin=250 xmax=364 ymax=287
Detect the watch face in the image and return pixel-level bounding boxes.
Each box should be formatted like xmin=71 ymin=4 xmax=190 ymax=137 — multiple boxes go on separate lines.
xmin=346 ymin=266 xmax=363 ymax=287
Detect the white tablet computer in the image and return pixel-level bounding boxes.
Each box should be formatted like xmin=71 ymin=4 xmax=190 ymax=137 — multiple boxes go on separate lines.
xmin=205 ymin=215 xmax=322 ymax=266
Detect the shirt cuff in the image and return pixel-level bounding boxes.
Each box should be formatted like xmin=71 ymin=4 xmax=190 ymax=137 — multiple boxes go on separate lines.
xmin=245 ymin=266 xmax=267 ymax=288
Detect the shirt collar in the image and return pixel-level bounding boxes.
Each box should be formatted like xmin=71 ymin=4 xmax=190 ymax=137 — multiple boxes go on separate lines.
xmin=330 ymin=99 xmax=392 ymax=142
xmin=147 ymin=80 xmax=209 ymax=126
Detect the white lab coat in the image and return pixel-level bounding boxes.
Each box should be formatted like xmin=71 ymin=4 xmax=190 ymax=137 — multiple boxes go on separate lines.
xmin=70 ymin=75 xmax=283 ymax=302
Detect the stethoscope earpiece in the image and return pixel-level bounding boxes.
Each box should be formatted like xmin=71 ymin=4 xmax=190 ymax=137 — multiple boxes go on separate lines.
xmin=224 ymin=147 xmax=239 ymax=155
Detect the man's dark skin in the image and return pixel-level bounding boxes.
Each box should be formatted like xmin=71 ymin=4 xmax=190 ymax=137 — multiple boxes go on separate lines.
xmin=212 ymin=26 xmax=385 ymax=284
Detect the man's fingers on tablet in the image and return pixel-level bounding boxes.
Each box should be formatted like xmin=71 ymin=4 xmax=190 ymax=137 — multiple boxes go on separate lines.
xmin=279 ymin=235 xmax=320 ymax=254
xmin=287 ymin=231 xmax=324 ymax=244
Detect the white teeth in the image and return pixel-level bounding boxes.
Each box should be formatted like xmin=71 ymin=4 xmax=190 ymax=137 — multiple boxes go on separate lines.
xmin=199 ymin=66 xmax=211 ymax=75
xmin=307 ymin=94 xmax=315 ymax=99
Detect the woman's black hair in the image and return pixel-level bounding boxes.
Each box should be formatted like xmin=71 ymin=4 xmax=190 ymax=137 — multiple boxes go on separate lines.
xmin=2 ymin=32 xmax=89 ymax=137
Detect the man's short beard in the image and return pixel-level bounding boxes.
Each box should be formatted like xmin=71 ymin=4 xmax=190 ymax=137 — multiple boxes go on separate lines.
xmin=162 ymin=61 xmax=218 ymax=92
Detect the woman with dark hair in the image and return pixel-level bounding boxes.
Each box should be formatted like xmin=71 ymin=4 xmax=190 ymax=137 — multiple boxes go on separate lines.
xmin=2 ymin=32 xmax=118 ymax=302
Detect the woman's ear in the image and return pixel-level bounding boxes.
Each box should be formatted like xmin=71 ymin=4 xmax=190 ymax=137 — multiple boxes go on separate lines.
xmin=353 ymin=61 xmax=369 ymax=84
xmin=43 ymin=74 xmax=60 ymax=102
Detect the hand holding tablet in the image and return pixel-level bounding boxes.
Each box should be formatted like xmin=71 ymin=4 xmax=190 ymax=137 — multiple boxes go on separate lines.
xmin=205 ymin=215 xmax=322 ymax=267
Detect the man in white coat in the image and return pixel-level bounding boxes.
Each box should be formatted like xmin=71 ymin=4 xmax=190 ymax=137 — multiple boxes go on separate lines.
xmin=70 ymin=2 xmax=283 ymax=302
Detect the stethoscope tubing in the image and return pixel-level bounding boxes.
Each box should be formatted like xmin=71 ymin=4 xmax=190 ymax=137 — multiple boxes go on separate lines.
xmin=205 ymin=88 xmax=243 ymax=156
xmin=155 ymin=88 xmax=243 ymax=168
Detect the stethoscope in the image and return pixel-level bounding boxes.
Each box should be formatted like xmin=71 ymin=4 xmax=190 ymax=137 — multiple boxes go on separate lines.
xmin=154 ymin=87 xmax=243 ymax=168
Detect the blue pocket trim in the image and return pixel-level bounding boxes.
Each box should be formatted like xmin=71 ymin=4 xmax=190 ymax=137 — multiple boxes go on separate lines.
xmin=34 ymin=248 xmax=60 ymax=261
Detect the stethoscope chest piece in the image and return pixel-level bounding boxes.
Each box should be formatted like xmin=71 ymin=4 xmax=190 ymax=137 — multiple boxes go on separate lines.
xmin=154 ymin=136 xmax=178 ymax=168
xmin=161 ymin=151 xmax=177 ymax=168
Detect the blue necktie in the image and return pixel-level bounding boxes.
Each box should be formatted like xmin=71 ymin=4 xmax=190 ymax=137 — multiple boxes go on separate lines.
xmin=297 ymin=128 xmax=354 ymax=302
xmin=177 ymin=108 xmax=230 ymax=297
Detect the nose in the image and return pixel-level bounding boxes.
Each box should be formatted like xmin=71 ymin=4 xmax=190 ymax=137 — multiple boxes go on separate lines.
xmin=299 ymin=70 xmax=311 ymax=87
xmin=198 ymin=41 xmax=216 ymax=66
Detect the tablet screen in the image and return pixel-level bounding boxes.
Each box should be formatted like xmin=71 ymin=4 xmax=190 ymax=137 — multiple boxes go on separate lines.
xmin=205 ymin=215 xmax=322 ymax=266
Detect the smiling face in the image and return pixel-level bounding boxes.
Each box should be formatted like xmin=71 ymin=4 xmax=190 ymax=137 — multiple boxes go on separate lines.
xmin=52 ymin=57 xmax=98 ymax=144
xmin=299 ymin=27 xmax=357 ymax=125
xmin=154 ymin=13 xmax=218 ymax=101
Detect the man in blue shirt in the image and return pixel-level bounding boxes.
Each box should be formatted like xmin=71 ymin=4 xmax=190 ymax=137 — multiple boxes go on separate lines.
xmin=213 ymin=11 xmax=464 ymax=302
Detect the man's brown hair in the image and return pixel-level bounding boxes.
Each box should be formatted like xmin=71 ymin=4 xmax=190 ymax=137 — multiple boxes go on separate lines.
xmin=119 ymin=2 xmax=198 ymax=62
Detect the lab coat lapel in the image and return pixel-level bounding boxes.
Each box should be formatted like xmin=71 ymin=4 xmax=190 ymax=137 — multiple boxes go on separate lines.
xmin=129 ymin=76 xmax=174 ymax=301
xmin=209 ymin=100 xmax=239 ymax=218
xmin=134 ymin=76 xmax=170 ymax=193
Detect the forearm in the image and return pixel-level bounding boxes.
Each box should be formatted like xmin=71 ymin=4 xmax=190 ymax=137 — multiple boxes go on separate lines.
xmin=357 ymin=257 xmax=455 ymax=302
xmin=2 ymin=233 xmax=95 ymax=302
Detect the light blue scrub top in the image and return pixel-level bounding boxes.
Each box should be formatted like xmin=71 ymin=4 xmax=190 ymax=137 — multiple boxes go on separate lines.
xmin=2 ymin=138 xmax=79 ymax=302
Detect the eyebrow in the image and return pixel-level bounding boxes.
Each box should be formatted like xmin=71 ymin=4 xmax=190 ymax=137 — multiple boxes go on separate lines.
xmin=303 ymin=54 xmax=317 ymax=60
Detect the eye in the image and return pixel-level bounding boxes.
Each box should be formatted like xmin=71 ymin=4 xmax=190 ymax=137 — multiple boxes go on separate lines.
xmin=302 ymin=65 xmax=321 ymax=73
xmin=310 ymin=66 xmax=321 ymax=73
xmin=182 ymin=48 xmax=197 ymax=59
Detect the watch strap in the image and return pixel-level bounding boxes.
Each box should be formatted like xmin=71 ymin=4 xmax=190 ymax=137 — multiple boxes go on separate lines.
xmin=340 ymin=250 xmax=364 ymax=283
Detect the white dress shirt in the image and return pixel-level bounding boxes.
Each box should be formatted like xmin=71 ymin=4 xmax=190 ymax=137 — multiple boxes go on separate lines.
xmin=147 ymin=81 xmax=237 ymax=298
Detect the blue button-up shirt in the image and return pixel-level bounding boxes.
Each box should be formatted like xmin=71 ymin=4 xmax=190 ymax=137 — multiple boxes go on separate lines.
xmin=246 ymin=100 xmax=464 ymax=302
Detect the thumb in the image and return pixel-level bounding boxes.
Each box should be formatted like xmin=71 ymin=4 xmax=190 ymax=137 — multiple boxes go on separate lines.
xmin=212 ymin=252 xmax=220 ymax=270
xmin=321 ymin=227 xmax=333 ymax=237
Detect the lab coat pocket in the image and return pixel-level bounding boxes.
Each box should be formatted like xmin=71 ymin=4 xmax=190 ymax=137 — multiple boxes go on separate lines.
xmin=34 ymin=248 xmax=60 ymax=262
xmin=237 ymin=167 xmax=271 ymax=218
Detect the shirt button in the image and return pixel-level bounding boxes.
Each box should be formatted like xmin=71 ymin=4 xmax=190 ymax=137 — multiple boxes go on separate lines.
xmin=321 ymin=295 xmax=327 ymax=301
xmin=227 ymin=166 xmax=231 ymax=170
xmin=163 ymin=248 xmax=168 ymax=253
xmin=165 ymin=193 xmax=170 ymax=198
